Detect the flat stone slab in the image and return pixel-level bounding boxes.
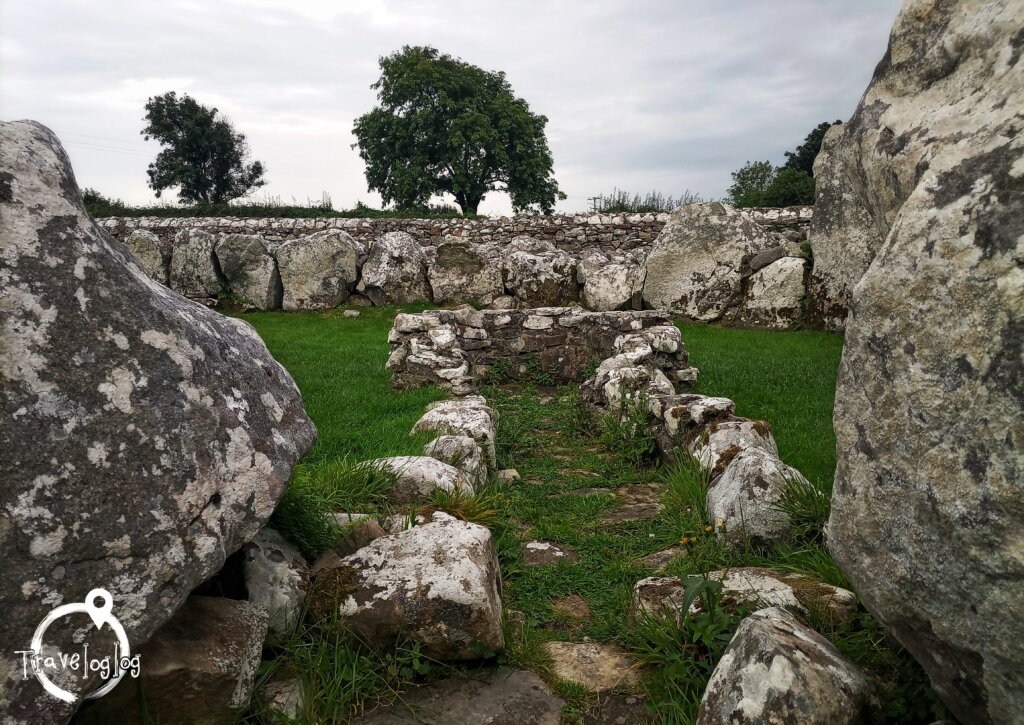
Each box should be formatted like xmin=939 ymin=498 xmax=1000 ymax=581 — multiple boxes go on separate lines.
xmin=355 ymin=669 xmax=564 ymax=724
xmin=543 ymin=642 xmax=641 ymax=692
xmin=601 ymin=502 xmax=662 ymax=525
xmin=523 ymin=541 xmax=578 ymax=566
xmin=636 ymin=546 xmax=685 ymax=573
xmin=552 ymin=594 xmax=592 ymax=621
xmin=584 ymin=693 xmax=654 ymax=723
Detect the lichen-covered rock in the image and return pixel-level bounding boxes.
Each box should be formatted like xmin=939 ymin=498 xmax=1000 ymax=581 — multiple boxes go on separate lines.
xmin=690 ymin=418 xmax=778 ymax=476
xmin=577 ymin=252 xmax=644 ymax=311
xmin=632 ymin=569 xmax=857 ymax=624
xmin=319 ymin=512 xmax=503 ymax=660
xmin=696 ymin=607 xmax=874 ymax=724
xmin=0 ymin=121 xmax=316 ymax=720
xmin=258 ymin=676 xmax=307 ymax=722
xmin=428 ymin=239 xmax=503 ymax=304
xmin=412 ymin=397 xmax=497 ymax=468
xmin=124 ymin=228 xmax=171 ymax=284
xmin=357 ymin=231 xmax=432 ymax=305
xmin=642 ymin=202 xmax=774 ymax=320
xmin=706 ymin=447 xmax=804 ymax=545
xmin=645 ymin=393 xmax=736 ymax=460
xmin=215 ymin=233 xmax=282 ymax=310
xmin=243 ymin=527 xmax=308 ymax=644
xmin=502 ymin=236 xmax=579 ymax=307
xmin=826 ymin=2 xmax=1024 ymax=720
xmin=364 ymin=456 xmax=474 ymax=504
xmin=76 ymin=596 xmax=269 ymax=725
xmin=275 ymin=229 xmax=359 ymax=310
xmin=423 ymin=434 xmax=488 ymax=486
xmin=170 ymin=228 xmax=222 ymax=297
xmin=805 ymin=124 xmax=882 ymax=330
xmin=731 ymin=256 xmax=806 ymax=330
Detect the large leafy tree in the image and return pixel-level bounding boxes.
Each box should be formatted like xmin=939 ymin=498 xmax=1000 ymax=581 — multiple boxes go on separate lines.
xmin=352 ymin=46 xmax=565 ymax=215
xmin=728 ymin=120 xmax=842 ymax=207
xmin=141 ymin=92 xmax=266 ymax=204
xmin=782 ymin=119 xmax=842 ymax=177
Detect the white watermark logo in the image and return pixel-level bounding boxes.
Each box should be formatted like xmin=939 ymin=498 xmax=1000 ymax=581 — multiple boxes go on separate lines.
xmin=16 ymin=588 xmax=140 ymax=703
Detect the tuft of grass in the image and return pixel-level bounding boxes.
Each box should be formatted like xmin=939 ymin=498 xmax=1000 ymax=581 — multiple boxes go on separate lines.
xmin=270 ymin=458 xmax=397 ymax=559
xmin=773 ymin=474 xmax=832 ymax=543
xmin=425 ymin=485 xmax=502 ymax=529
xmin=600 ymin=393 xmax=658 ymax=466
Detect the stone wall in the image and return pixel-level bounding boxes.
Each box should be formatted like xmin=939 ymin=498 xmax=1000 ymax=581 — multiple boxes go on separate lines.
xmin=386 ymin=306 xmax=698 ymax=394
xmin=97 ymin=207 xmax=811 ymax=256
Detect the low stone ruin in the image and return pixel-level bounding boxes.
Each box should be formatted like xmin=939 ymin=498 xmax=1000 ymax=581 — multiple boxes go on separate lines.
xmin=386 ymin=306 xmax=699 ymax=394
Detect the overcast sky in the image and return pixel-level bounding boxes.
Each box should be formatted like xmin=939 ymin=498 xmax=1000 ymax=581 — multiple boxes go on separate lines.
xmin=1 ymin=0 xmax=902 ymax=215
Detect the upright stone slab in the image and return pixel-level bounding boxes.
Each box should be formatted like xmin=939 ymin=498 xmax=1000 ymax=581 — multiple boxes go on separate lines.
xmin=275 ymin=229 xmax=359 ymax=310
xmin=124 ymin=228 xmax=171 ymax=285
xmin=215 ymin=233 xmax=282 ymax=310
xmin=428 ymin=239 xmax=503 ymax=304
xmin=170 ymin=228 xmax=222 ymax=297
xmin=0 ymin=120 xmax=316 ymax=721
xmin=642 ymin=202 xmax=774 ymax=320
xmin=357 ymin=231 xmax=432 ymax=305
xmin=825 ymin=2 xmax=1024 ymax=722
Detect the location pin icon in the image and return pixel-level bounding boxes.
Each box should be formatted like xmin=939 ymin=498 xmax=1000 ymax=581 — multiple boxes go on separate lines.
xmin=84 ymin=589 xmax=113 ymax=630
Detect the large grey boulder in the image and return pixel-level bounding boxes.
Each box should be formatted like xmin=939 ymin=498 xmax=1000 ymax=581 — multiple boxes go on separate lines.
xmin=123 ymin=229 xmax=171 ymax=285
xmin=170 ymin=228 xmax=222 ymax=298
xmin=357 ymin=231 xmax=432 ymax=305
xmin=428 ymin=239 xmax=503 ymax=304
xmin=696 ymin=607 xmax=874 ymax=724
xmin=275 ymin=229 xmax=359 ymax=310
xmin=501 ymin=236 xmax=578 ymax=307
xmin=642 ymin=202 xmax=774 ymax=320
xmin=0 ymin=120 xmax=316 ymax=720
xmin=805 ymin=124 xmax=882 ymax=330
xmin=825 ymin=3 xmax=1024 ymax=722
xmin=315 ymin=512 xmax=504 ymax=660
xmin=215 ymin=233 xmax=281 ymax=310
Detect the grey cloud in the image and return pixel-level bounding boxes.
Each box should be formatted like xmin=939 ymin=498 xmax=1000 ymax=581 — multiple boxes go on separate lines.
xmin=0 ymin=0 xmax=902 ymax=214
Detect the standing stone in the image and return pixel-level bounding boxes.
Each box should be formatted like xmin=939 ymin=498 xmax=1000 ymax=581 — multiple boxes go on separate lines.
xmin=825 ymin=3 xmax=1024 ymax=722
xmin=215 ymin=233 xmax=282 ymax=310
xmin=642 ymin=202 xmax=775 ymax=320
xmin=577 ymin=252 xmax=644 ymax=311
xmin=0 ymin=120 xmax=316 ymax=721
xmin=804 ymin=124 xmax=882 ymax=330
xmin=357 ymin=231 xmax=432 ymax=305
xmin=696 ymin=607 xmax=874 ymax=724
xmin=731 ymin=256 xmax=806 ymax=330
xmin=170 ymin=228 xmax=222 ymax=297
xmin=428 ymin=239 xmax=503 ymax=304
xmin=275 ymin=229 xmax=359 ymax=310
xmin=123 ymin=228 xmax=171 ymax=284
xmin=76 ymin=597 xmax=269 ymax=725
xmin=501 ymin=236 xmax=579 ymax=307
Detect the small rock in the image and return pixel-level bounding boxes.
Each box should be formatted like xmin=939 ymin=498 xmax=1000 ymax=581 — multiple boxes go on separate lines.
xmin=543 ymin=642 xmax=640 ymax=692
xmin=363 ymin=456 xmax=474 ymax=504
xmin=601 ymin=502 xmax=662 ymax=525
xmin=413 ymin=398 xmax=497 ymax=467
xmin=343 ymin=309 xmax=361 ymax=317
xmin=522 ymin=541 xmax=578 ymax=566
xmin=424 ymin=434 xmax=488 ymax=486
xmin=690 ymin=418 xmax=778 ymax=477
xmin=258 ymin=675 xmax=306 ymax=721
xmin=552 ymin=594 xmax=592 ymax=621
xmin=636 ymin=546 xmax=686 ymax=573
xmin=696 ymin=607 xmax=874 ymax=724
xmin=243 ymin=527 xmax=309 ymax=644
xmin=497 ymin=468 xmax=521 ymax=483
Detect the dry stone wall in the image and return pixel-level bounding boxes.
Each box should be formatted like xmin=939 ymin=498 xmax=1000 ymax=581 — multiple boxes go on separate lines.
xmin=97 ymin=207 xmax=811 ymax=256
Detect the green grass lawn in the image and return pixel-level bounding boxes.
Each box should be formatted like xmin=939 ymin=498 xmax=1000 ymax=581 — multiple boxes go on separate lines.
xmin=237 ymin=308 xmax=940 ymax=724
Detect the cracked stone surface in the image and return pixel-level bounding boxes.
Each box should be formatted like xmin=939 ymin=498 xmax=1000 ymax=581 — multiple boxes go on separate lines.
xmin=0 ymin=120 xmax=316 ymax=722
